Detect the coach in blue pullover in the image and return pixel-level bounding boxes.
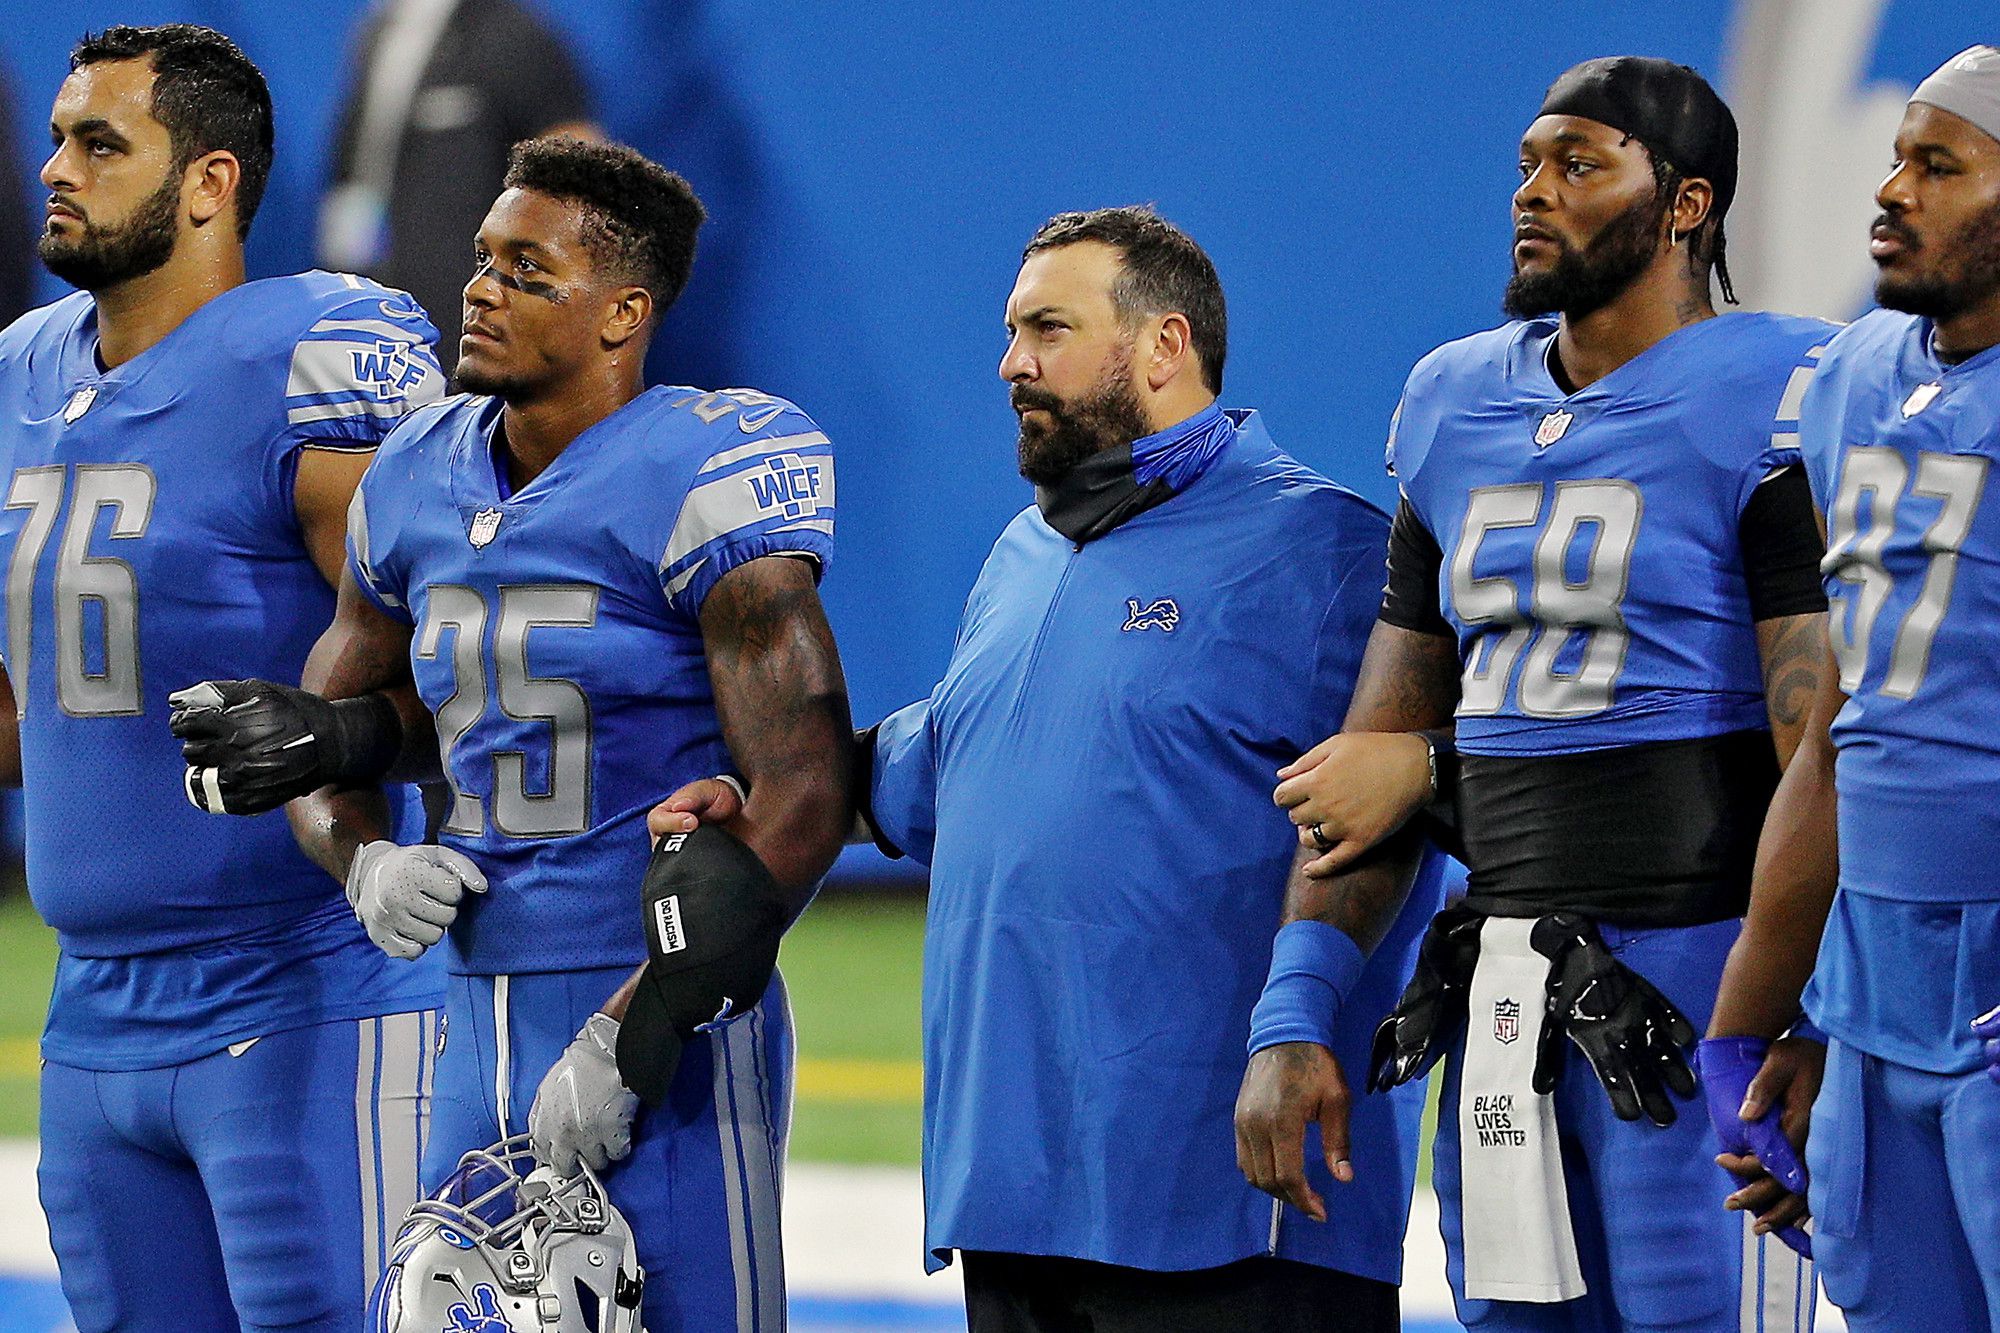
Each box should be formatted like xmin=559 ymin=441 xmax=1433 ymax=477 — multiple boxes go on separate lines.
xmin=656 ymin=207 xmax=1440 ymax=1331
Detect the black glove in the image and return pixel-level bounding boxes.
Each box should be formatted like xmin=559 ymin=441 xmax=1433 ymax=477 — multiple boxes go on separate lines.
xmin=1530 ymin=913 xmax=1697 ymax=1126
xmin=1368 ymin=901 xmax=1485 ymax=1092
xmin=170 ymin=679 xmax=401 ymax=815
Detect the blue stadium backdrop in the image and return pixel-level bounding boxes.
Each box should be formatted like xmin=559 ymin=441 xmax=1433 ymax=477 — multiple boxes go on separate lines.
xmin=0 ymin=0 xmax=1978 ymax=876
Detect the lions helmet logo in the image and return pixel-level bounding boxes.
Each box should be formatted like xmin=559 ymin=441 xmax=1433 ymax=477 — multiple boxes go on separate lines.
xmin=442 ymin=1283 xmax=511 ymax=1333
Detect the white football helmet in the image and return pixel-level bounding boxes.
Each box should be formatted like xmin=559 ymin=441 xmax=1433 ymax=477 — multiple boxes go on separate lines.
xmin=367 ymin=1134 xmax=645 ymax=1333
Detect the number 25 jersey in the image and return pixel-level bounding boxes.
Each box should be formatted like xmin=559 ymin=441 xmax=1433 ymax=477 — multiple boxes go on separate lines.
xmin=348 ymin=386 xmax=835 ymax=975
xmin=1389 ymin=311 xmax=1833 ymax=756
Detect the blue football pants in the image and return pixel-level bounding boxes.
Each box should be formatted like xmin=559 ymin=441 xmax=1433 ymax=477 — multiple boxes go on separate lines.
xmin=1810 ymin=1036 xmax=2000 ymax=1331
xmin=424 ymin=965 xmax=793 ymax=1333
xmin=1433 ymin=918 xmax=1815 ymax=1332
xmin=39 ymin=1010 xmax=436 ymax=1332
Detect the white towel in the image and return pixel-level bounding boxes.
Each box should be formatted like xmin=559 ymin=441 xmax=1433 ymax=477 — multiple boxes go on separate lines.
xmin=1457 ymin=916 xmax=1587 ymax=1303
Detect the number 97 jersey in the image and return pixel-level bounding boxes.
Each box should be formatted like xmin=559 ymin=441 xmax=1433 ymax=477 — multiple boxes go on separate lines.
xmin=1389 ymin=311 xmax=1833 ymax=757
xmin=347 ymin=385 xmax=835 ymax=975
xmin=1802 ymin=308 xmax=2000 ymax=905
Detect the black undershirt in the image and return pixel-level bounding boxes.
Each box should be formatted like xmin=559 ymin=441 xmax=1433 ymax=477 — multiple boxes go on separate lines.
xmin=1380 ymin=468 xmax=1823 ymax=926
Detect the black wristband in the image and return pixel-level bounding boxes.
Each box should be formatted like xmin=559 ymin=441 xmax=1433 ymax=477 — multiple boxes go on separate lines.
xmin=319 ymin=692 xmax=404 ymax=786
xmin=1416 ymin=727 xmax=1459 ymax=802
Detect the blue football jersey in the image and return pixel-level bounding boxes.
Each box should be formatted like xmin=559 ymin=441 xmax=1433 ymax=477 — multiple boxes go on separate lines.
xmin=1390 ymin=311 xmax=1834 ymax=755
xmin=1803 ymin=309 xmax=2000 ymax=905
xmin=348 ymin=385 xmax=836 ymax=974
xmin=1798 ymin=309 xmax=2000 ymax=1074
xmin=0 ymin=271 xmax=446 ymax=1068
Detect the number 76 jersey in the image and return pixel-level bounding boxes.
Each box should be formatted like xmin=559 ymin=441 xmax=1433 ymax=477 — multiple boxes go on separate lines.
xmin=347 ymin=386 xmax=835 ymax=975
xmin=1802 ymin=308 xmax=2000 ymax=905
xmin=1390 ymin=311 xmax=1833 ymax=757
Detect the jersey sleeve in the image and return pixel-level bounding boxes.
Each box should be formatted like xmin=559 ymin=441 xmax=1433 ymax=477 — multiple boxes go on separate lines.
xmin=280 ymin=285 xmax=446 ymax=455
xmin=1300 ymin=524 xmax=1397 ymax=751
xmin=1739 ymin=339 xmax=1828 ymax=515
xmin=866 ymin=697 xmax=939 ymax=865
xmin=657 ymin=394 xmax=836 ymax=617
xmin=344 ymin=449 xmax=414 ymax=625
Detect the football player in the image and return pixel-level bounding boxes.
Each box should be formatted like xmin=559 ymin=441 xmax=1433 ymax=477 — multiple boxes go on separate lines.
xmin=0 ymin=24 xmax=445 ymax=1333
xmin=1706 ymin=45 xmax=2000 ymax=1331
xmin=178 ymin=136 xmax=852 ymax=1332
xmin=1232 ymin=58 xmax=1833 ymax=1330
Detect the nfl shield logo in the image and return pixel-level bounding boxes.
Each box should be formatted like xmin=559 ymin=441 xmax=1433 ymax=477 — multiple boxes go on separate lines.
xmin=62 ymin=386 xmax=97 ymax=424
xmin=1534 ymin=409 xmax=1572 ymax=448
xmin=1493 ymin=998 xmax=1521 ymax=1045
xmin=468 ymin=508 xmax=502 ymax=548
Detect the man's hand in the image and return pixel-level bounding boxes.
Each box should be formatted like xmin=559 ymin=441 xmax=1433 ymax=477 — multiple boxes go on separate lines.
xmin=345 ymin=841 xmax=487 ymax=960
xmin=646 ymin=776 xmax=745 ymax=841
xmin=1235 ymin=1041 xmax=1354 ymax=1222
xmin=529 ymin=1012 xmax=640 ymax=1177
xmin=1699 ymin=1034 xmax=1821 ymax=1255
xmin=171 ymin=678 xmax=399 ymax=815
xmin=1274 ymin=732 xmax=1431 ymax=878
xmin=1532 ymin=915 xmax=1697 ymax=1127
xmin=1975 ymin=1003 xmax=2000 ymax=1085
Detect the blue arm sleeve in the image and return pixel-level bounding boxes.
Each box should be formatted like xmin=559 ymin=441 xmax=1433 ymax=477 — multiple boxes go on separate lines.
xmin=868 ymin=697 xmax=940 ymax=866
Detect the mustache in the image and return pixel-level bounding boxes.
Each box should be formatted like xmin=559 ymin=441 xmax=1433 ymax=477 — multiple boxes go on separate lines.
xmin=1873 ymin=212 xmax=1920 ymax=248
xmin=1010 ymin=385 xmax=1065 ymax=415
xmin=46 ymin=195 xmax=85 ymax=223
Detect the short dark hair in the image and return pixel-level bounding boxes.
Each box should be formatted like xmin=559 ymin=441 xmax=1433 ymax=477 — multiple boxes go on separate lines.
xmin=504 ymin=136 xmax=706 ymax=316
xmin=71 ymin=25 xmax=274 ymax=240
xmin=1022 ymin=205 xmax=1228 ymax=394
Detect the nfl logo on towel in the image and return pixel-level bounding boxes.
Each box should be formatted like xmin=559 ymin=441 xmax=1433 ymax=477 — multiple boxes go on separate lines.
xmin=1534 ymin=409 xmax=1572 ymax=448
xmin=1493 ymin=998 xmax=1520 ymax=1045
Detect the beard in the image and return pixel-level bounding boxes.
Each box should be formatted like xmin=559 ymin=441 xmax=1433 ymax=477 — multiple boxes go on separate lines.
xmin=37 ymin=173 xmax=181 ymax=292
xmin=1012 ymin=359 xmax=1152 ymax=486
xmin=1504 ymin=188 xmax=1668 ymax=320
xmin=1874 ymin=196 xmax=2000 ymax=322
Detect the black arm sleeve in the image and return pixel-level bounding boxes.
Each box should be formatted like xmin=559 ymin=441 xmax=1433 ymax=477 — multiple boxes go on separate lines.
xmin=1379 ymin=497 xmax=1455 ymax=637
xmin=1739 ymin=466 xmax=1827 ymax=621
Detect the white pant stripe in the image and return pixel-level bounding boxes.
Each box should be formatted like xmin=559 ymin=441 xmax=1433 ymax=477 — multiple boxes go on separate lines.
xmin=1739 ymin=1213 xmax=1817 ymax=1332
xmin=371 ymin=1012 xmax=427 ymax=1294
xmin=353 ymin=1017 xmax=383 ymax=1287
xmin=712 ymin=1000 xmax=787 ymax=1331
xmin=493 ymin=975 xmax=513 ymax=1136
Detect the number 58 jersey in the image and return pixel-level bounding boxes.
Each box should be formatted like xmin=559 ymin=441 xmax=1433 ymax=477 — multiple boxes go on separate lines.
xmin=1803 ymin=309 xmax=2000 ymax=905
xmin=348 ymin=386 xmax=835 ymax=975
xmin=1389 ymin=311 xmax=1833 ymax=756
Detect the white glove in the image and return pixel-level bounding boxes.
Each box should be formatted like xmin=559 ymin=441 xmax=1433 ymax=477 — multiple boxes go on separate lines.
xmin=530 ymin=1012 xmax=640 ymax=1177
xmin=344 ymin=841 xmax=487 ymax=960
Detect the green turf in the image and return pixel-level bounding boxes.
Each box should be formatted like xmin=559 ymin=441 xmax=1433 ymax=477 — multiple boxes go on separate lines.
xmin=0 ymin=887 xmax=53 ymax=1140
xmin=0 ymin=886 xmax=1432 ymax=1183
xmin=780 ymin=892 xmax=927 ymax=1166
xmin=0 ymin=883 xmax=932 ymax=1161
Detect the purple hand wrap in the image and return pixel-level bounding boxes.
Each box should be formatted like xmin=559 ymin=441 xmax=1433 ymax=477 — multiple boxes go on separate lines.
xmin=1696 ymin=1036 xmax=1813 ymax=1258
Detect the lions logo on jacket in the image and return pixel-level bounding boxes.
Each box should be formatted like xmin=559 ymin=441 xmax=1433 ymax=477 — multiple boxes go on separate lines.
xmin=1122 ymin=597 xmax=1179 ymax=632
